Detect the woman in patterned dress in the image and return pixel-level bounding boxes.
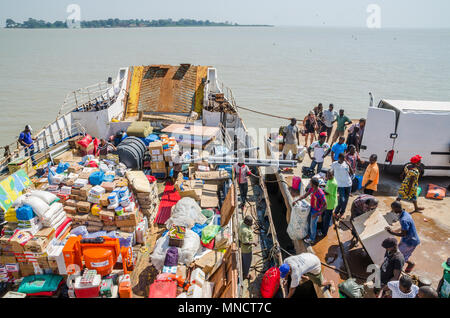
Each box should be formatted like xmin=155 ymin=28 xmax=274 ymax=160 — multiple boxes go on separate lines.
xmin=397 ymin=155 xmax=424 ymax=212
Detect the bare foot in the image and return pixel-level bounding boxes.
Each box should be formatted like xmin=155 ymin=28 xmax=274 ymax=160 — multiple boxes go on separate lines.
xmin=414 ymin=207 xmax=424 ymax=212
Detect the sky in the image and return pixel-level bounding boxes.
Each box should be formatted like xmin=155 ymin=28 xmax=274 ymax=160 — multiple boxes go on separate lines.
xmin=0 ymin=0 xmax=449 ymax=29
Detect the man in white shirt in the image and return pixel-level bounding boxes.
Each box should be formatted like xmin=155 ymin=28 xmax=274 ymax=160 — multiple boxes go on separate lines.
xmin=331 ymin=152 xmax=354 ymax=219
xmin=322 ymin=104 xmax=338 ymax=143
xmin=234 ymin=162 xmax=251 ymax=209
xmin=279 ymin=252 xmax=335 ymax=298
xmin=307 ymin=132 xmax=331 ymax=174
xmin=386 ymin=275 xmax=419 ymax=298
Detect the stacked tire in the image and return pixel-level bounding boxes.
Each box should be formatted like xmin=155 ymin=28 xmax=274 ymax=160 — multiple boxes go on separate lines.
xmin=116 ymin=136 xmax=147 ymax=170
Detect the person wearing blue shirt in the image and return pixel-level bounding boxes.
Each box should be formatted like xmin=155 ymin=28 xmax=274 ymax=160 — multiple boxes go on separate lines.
xmin=18 ymin=125 xmax=37 ymax=166
xmin=331 ymin=136 xmax=347 ymax=162
xmin=386 ymin=201 xmax=421 ymax=274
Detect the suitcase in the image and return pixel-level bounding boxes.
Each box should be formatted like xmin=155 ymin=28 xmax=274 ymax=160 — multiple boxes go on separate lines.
xmin=148 ymin=280 xmax=177 ymax=298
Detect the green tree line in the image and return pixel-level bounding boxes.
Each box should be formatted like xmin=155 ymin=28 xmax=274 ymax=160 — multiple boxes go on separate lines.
xmin=4 ymin=18 xmax=264 ymax=29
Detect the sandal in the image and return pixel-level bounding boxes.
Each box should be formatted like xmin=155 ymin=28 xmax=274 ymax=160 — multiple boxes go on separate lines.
xmin=405 ymin=263 xmax=415 ymax=273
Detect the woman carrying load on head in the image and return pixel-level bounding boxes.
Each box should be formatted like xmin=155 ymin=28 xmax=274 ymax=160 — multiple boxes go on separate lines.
xmin=397 ymin=155 xmax=424 ymax=212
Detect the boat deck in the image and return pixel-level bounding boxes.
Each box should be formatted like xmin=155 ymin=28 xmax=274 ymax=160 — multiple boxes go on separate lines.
xmin=271 ymin=139 xmax=450 ymax=296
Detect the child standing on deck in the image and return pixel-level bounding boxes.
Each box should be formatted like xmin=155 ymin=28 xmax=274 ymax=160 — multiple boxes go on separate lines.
xmin=321 ymin=169 xmax=338 ymax=237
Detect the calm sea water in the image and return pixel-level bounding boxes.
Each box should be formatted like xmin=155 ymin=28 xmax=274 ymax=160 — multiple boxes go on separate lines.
xmin=0 ymin=26 xmax=449 ymax=146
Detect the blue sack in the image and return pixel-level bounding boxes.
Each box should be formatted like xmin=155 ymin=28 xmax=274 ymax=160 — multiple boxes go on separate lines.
xmin=103 ymin=174 xmax=115 ymax=182
xmin=89 ymin=171 xmax=105 ymax=186
xmin=191 ymin=223 xmax=208 ymax=237
xmin=16 ymin=205 xmax=35 ymax=221
xmin=56 ymin=162 xmax=70 ymax=174
xmin=140 ymin=134 xmax=159 ymax=146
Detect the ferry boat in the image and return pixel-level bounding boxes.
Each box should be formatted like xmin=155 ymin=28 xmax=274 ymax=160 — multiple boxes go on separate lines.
xmin=0 ymin=64 xmax=287 ymax=298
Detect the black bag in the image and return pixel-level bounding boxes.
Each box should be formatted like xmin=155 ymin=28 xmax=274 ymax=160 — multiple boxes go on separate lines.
xmin=351 ymin=177 xmax=359 ymax=193
xmin=302 ymin=166 xmax=315 ymax=178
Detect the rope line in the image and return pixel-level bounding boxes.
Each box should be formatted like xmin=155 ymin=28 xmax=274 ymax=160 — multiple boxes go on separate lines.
xmin=235 ymin=105 xmax=303 ymax=121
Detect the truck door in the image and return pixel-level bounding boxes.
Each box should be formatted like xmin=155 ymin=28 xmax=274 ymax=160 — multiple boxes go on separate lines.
xmin=360 ymin=107 xmax=397 ymax=162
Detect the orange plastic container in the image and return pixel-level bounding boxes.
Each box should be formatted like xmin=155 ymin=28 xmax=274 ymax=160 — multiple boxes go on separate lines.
xmin=119 ymin=274 xmax=132 ymax=298
xmin=83 ymin=248 xmax=114 ymax=277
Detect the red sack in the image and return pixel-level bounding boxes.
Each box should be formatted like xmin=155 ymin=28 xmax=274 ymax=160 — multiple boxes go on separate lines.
xmin=148 ymin=281 xmax=177 ymax=298
xmin=77 ymin=134 xmax=93 ymax=148
xmin=93 ymin=138 xmax=100 ymax=156
xmin=87 ymin=161 xmax=98 ymax=168
xmin=201 ymin=238 xmax=215 ymax=249
xmin=146 ymin=175 xmax=157 ymax=183
xmin=260 ymin=266 xmax=280 ymax=298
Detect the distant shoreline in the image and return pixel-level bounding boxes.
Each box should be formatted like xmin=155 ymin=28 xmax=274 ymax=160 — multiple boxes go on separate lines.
xmin=4 ymin=18 xmax=273 ymax=29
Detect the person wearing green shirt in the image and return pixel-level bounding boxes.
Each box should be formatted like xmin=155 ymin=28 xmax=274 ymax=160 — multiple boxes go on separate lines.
xmin=437 ymin=258 xmax=450 ymax=298
xmin=320 ymin=169 xmax=338 ymax=237
xmin=331 ymin=109 xmax=352 ymax=145
xmin=239 ymin=215 xmax=257 ymax=280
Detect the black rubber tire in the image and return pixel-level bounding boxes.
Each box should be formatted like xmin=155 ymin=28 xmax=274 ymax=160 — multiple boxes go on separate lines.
xmin=117 ymin=144 xmax=142 ymax=169
xmin=119 ymin=136 xmax=146 ymax=154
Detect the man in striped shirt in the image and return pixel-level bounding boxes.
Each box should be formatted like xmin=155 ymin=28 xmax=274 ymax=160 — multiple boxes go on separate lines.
xmin=294 ymin=177 xmax=326 ymax=244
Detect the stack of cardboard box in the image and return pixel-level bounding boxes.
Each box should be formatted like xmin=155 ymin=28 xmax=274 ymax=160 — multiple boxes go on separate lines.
xmin=0 ymin=228 xmax=59 ymax=279
xmin=149 ymin=141 xmax=166 ymax=178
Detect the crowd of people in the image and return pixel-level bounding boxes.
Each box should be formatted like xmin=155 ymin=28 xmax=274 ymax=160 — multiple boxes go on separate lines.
xmin=271 ymin=104 xmax=446 ymax=298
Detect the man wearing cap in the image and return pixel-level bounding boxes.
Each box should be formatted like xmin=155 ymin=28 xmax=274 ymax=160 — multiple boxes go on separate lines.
xmin=282 ymin=118 xmax=300 ymax=160
xmin=239 ymin=215 xmax=257 ymax=280
xmin=397 ymin=155 xmax=424 ymax=212
xmin=18 ymin=125 xmax=37 ymax=166
xmin=307 ymin=132 xmax=331 ymax=174
xmin=437 ymin=258 xmax=450 ymax=298
xmin=279 ymin=252 xmax=334 ymax=298
xmin=386 ymin=201 xmax=420 ymax=273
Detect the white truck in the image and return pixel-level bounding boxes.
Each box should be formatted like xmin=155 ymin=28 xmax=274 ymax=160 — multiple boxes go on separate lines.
xmin=360 ymin=99 xmax=450 ymax=177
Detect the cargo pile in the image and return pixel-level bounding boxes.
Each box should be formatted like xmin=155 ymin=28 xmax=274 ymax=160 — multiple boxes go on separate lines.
xmin=0 ymin=143 xmax=159 ymax=290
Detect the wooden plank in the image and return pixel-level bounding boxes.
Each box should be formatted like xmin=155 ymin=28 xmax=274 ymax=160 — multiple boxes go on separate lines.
xmin=220 ymin=184 xmax=235 ymax=227
xmin=210 ymin=262 xmax=227 ymax=298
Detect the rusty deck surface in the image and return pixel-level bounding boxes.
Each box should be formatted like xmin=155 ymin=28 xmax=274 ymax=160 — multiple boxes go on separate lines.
xmin=137 ymin=64 xmax=203 ymax=114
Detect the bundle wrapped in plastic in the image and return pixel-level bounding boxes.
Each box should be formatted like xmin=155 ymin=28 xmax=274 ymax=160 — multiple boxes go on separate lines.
xmin=165 ymin=197 xmax=206 ymax=229
xmin=286 ymin=199 xmax=310 ymax=241
xmin=179 ymin=229 xmax=201 ymax=265
xmin=150 ymin=229 xmax=201 ymax=270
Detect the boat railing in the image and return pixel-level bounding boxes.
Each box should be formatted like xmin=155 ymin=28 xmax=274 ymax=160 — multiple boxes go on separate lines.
xmin=217 ymin=80 xmax=238 ymax=110
xmin=0 ymin=121 xmax=86 ymax=171
xmin=57 ymin=80 xmax=118 ymax=117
